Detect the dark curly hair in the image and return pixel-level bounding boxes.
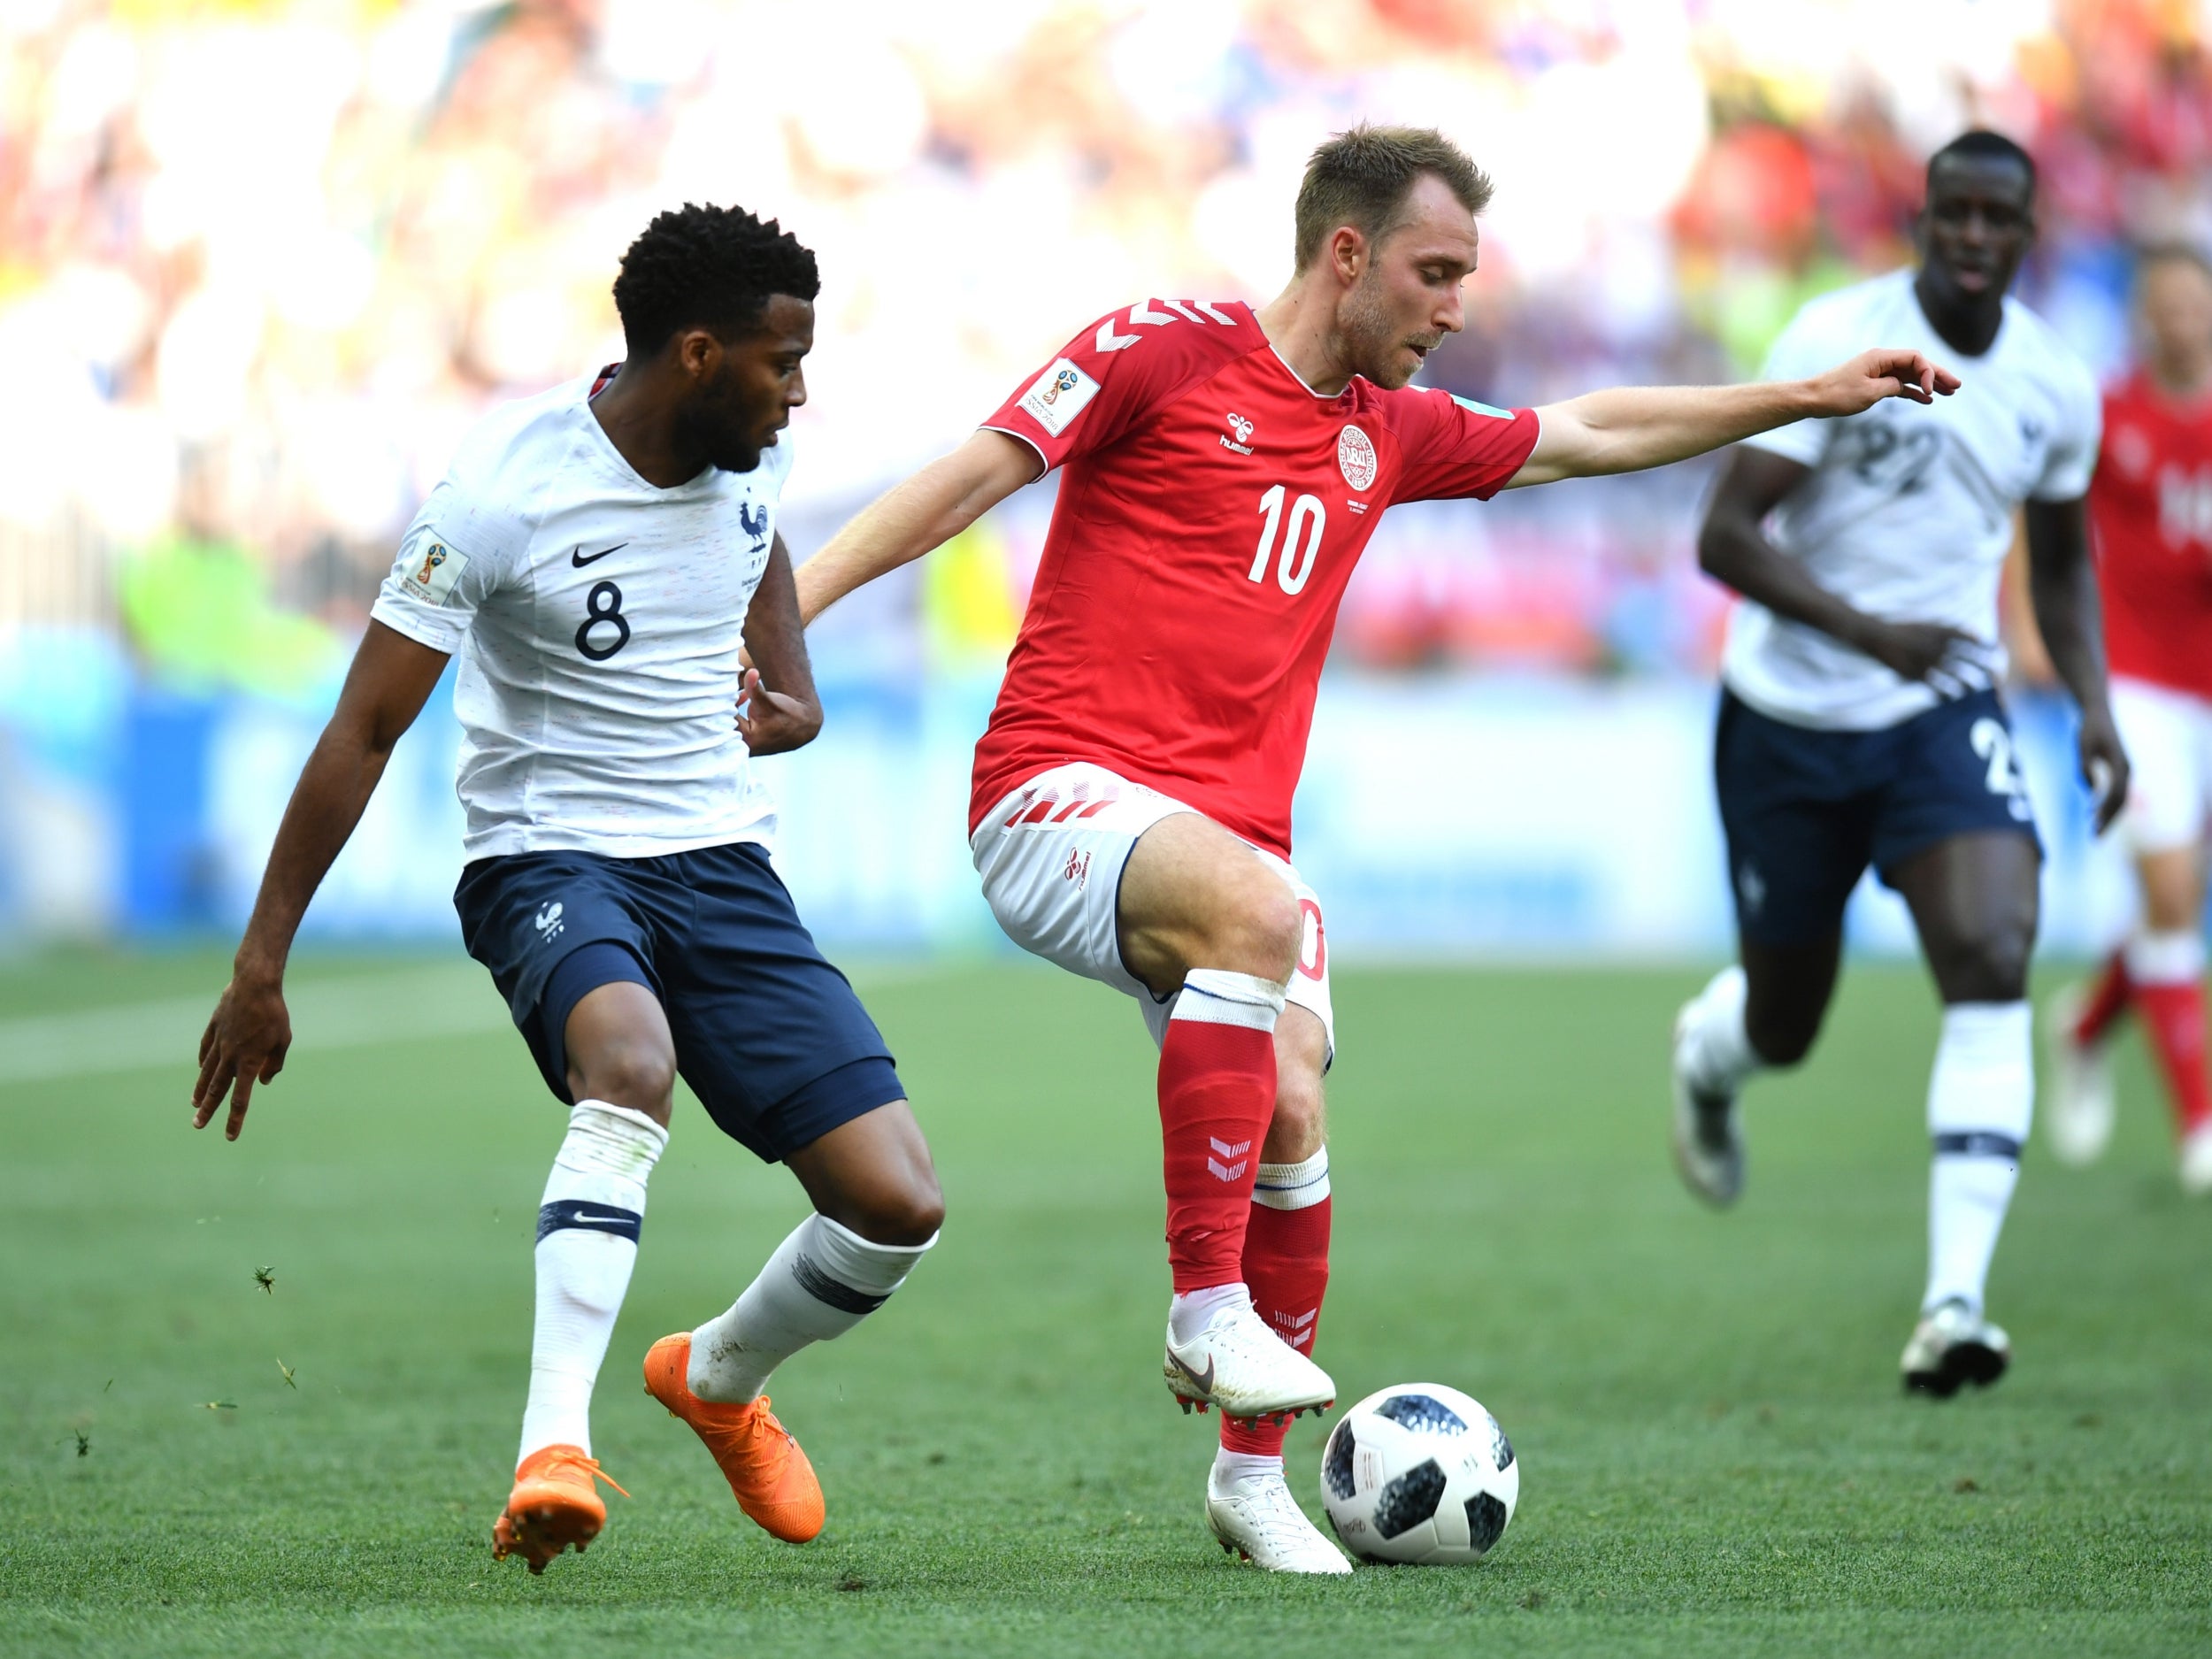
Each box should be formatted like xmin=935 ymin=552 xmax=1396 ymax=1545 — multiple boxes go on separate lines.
xmin=611 ymin=203 xmax=821 ymax=355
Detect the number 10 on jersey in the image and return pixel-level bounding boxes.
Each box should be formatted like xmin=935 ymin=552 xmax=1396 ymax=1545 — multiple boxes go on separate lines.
xmin=1249 ymin=486 xmax=1325 ymax=595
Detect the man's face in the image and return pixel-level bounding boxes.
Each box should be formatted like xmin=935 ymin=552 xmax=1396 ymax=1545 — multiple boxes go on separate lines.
xmin=675 ymin=294 xmax=814 ymax=474
xmin=1336 ymin=173 xmax=1479 ymax=389
xmin=1916 ymin=155 xmax=2036 ymax=306
xmin=2139 ymin=257 xmax=2212 ymax=366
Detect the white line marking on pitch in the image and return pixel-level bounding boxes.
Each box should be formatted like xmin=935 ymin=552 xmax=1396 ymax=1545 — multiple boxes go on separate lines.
xmin=0 ymin=961 xmax=935 ymax=1087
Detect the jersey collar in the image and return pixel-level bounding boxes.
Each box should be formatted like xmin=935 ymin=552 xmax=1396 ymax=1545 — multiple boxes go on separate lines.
xmin=1263 ymin=341 xmax=1356 ymax=403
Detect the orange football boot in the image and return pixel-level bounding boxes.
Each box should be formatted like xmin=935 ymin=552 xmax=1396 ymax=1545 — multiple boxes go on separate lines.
xmin=642 ymin=1333 xmax=825 ymax=1542
xmin=492 ymin=1443 xmax=627 ymax=1574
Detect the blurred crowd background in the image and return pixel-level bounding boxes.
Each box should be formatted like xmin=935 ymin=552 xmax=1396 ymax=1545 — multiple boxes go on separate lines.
xmin=0 ymin=0 xmax=2200 ymax=951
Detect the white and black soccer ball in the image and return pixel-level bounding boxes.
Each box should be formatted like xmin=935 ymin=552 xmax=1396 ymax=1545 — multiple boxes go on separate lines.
xmin=1318 ymin=1383 xmax=1518 ymax=1564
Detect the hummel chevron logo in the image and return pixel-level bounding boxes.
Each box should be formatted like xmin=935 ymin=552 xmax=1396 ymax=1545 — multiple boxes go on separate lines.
xmin=1166 ymin=1348 xmax=1216 ymax=1396
xmin=1207 ymin=1136 xmax=1252 ymax=1182
xmin=571 ymin=541 xmax=626 ymax=567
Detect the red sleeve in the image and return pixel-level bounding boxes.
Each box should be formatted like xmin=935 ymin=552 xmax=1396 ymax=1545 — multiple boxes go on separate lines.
xmin=1385 ymin=386 xmax=1542 ymax=503
xmin=981 ymin=300 xmax=1256 ymax=472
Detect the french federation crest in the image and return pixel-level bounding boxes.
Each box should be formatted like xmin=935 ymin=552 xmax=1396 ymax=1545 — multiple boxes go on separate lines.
xmin=1338 ymin=424 xmax=1377 ymax=491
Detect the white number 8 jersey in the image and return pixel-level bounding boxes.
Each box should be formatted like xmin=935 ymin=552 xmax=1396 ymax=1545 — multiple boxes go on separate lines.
xmin=371 ymin=371 xmax=790 ymax=860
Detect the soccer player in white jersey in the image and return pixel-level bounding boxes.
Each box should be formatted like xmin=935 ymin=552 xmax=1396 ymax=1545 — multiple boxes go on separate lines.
xmin=1671 ymin=132 xmax=2129 ymax=1395
xmin=191 ymin=206 xmax=945 ymax=1572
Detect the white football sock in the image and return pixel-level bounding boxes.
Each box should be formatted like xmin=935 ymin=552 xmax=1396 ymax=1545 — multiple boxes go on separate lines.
xmin=1923 ymin=1002 xmax=2032 ymax=1317
xmin=1169 ymin=1279 xmax=1252 ymax=1345
xmin=2126 ymin=928 xmax=2207 ymax=987
xmin=518 ymin=1099 xmax=666 ymax=1463
xmin=1678 ymin=965 xmax=1763 ymax=1093
xmin=1253 ymin=1147 xmax=1330 ymax=1210
xmin=688 ymin=1212 xmax=936 ymax=1403
xmin=1211 ymin=1448 xmax=1285 ymax=1488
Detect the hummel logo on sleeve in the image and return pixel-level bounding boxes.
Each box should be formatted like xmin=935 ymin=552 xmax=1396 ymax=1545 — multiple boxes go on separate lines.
xmin=571 ymin=542 xmax=627 ymax=567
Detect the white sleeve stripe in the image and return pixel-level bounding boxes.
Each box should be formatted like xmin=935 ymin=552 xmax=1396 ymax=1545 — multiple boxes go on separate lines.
xmin=978 ymin=423 xmax=1051 ymax=475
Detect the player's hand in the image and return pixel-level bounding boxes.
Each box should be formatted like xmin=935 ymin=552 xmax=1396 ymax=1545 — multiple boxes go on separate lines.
xmin=1807 ymin=349 xmax=1962 ymax=415
xmin=192 ymin=971 xmax=292 ymax=1141
xmin=735 ymin=667 xmax=822 ymax=757
xmin=2077 ymin=700 xmax=2131 ymax=835
xmin=1849 ymin=618 xmax=1979 ymax=686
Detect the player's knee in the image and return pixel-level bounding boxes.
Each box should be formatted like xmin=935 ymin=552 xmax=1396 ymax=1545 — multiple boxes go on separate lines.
xmin=1208 ymin=878 xmax=1302 ymax=982
xmin=1745 ymin=1007 xmax=1820 ymax=1068
xmin=571 ymin=1035 xmax=676 ymax=1117
xmin=1940 ymin=926 xmax=2034 ymax=1002
xmin=842 ymin=1171 xmax=945 ymax=1247
xmin=1265 ymin=1071 xmax=1325 ymax=1162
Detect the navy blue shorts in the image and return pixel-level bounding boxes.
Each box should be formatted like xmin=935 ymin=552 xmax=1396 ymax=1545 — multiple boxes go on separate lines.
xmin=454 ymin=841 xmax=904 ymax=1163
xmin=1715 ymin=687 xmax=2042 ymax=947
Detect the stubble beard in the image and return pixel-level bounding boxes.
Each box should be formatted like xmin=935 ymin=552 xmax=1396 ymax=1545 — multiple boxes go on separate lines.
xmin=1341 ymin=279 xmax=1417 ymax=389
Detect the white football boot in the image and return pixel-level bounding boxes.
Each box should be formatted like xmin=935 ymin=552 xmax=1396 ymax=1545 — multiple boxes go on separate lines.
xmin=2178 ymin=1122 xmax=2212 ymax=1196
xmin=1901 ymin=1298 xmax=2011 ymax=1398
xmin=1164 ymin=1301 xmax=1334 ymax=1424
xmin=1204 ymin=1463 xmax=1352 ymax=1574
xmin=1671 ymin=1000 xmax=1745 ymax=1206
xmin=2042 ymin=982 xmax=2116 ymax=1167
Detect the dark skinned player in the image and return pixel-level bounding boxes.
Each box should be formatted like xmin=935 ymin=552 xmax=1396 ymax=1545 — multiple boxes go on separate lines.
xmin=1669 ymin=131 xmax=2128 ymax=1396
xmin=190 ymin=204 xmax=945 ymax=1571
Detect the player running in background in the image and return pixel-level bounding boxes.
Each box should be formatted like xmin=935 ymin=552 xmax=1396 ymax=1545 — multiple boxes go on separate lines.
xmin=1672 ymin=133 xmax=2128 ymax=1396
xmin=2047 ymin=245 xmax=2212 ymax=1192
xmin=189 ymin=206 xmax=944 ymax=1573
xmin=797 ymin=125 xmax=1953 ymax=1572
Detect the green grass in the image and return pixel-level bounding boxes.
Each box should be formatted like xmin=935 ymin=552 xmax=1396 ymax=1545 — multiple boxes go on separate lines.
xmin=3 ymin=952 xmax=2208 ymax=1657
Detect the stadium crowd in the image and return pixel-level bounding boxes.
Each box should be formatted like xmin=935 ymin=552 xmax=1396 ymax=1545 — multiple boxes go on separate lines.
xmin=4 ymin=0 xmax=2211 ymax=687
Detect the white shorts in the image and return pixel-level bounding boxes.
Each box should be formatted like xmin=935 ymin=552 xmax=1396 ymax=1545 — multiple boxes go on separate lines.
xmin=2112 ymin=677 xmax=2212 ymax=856
xmin=969 ymin=762 xmax=1335 ymax=1058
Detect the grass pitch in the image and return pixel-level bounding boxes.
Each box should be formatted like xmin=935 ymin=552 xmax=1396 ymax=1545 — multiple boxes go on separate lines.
xmin=3 ymin=951 xmax=2208 ymax=1657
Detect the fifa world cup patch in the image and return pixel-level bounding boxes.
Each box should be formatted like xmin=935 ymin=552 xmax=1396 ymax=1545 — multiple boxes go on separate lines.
xmin=400 ymin=536 xmax=470 ymax=605
xmin=1019 ymin=357 xmax=1101 ymax=436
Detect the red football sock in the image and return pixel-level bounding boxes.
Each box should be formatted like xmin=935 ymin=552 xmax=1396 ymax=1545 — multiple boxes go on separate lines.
xmin=2136 ymin=978 xmax=2212 ymax=1135
xmin=1220 ymin=1194 xmax=1332 ymax=1456
xmin=1157 ymin=974 xmax=1282 ymax=1294
xmin=2073 ymin=949 xmax=2132 ymax=1046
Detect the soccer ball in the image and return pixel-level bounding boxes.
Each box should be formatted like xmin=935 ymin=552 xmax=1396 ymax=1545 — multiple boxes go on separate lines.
xmin=1318 ymin=1383 xmax=1518 ymax=1564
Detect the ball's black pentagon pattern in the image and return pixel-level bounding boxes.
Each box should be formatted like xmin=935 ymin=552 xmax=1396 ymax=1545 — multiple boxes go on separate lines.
xmin=1486 ymin=1410 xmax=1515 ymax=1471
xmin=1321 ymin=1419 xmax=1358 ymax=1502
xmin=1371 ymin=1456 xmax=1447 ymax=1539
xmin=1464 ymin=1491 xmax=1509 ymax=1553
xmin=1375 ymin=1393 xmax=1467 ymax=1435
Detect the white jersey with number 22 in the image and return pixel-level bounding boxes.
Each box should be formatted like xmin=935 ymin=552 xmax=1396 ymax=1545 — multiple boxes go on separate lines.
xmin=370 ymin=370 xmax=789 ymax=861
xmin=1724 ymin=269 xmax=2101 ymax=731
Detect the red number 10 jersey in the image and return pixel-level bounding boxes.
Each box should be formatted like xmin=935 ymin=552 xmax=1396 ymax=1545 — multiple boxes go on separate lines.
xmin=2092 ymin=373 xmax=2212 ymax=700
xmin=969 ymin=299 xmax=1540 ymax=858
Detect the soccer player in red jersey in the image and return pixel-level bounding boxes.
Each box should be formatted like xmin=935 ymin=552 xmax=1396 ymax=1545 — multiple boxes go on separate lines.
xmin=798 ymin=126 xmax=1955 ymax=1571
xmin=2048 ymin=245 xmax=2212 ymax=1192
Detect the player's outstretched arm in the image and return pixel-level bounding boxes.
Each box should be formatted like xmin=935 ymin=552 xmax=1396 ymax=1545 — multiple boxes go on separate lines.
xmin=2024 ymin=495 xmax=2129 ymax=832
xmin=1699 ymin=448 xmax=1982 ymax=687
xmin=192 ymin=621 xmax=450 ymax=1141
xmin=1509 ymin=349 xmax=1961 ymax=488
xmin=795 ymin=430 xmax=1039 ymax=626
xmin=737 ymin=533 xmax=824 ymax=757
